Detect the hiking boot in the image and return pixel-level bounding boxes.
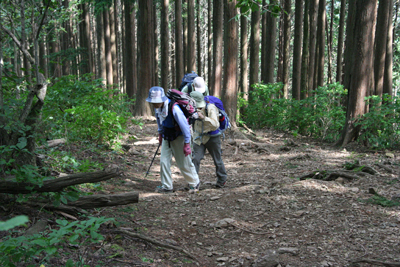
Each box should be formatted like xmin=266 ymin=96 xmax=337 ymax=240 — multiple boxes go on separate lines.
xmin=215 ymin=181 xmax=226 ymax=188
xmin=188 ymin=182 xmax=200 ymax=194
xmin=155 ymin=185 xmax=173 ymax=194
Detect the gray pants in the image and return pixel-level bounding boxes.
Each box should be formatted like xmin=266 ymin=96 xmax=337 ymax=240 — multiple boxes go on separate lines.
xmin=192 ymin=135 xmax=227 ymax=184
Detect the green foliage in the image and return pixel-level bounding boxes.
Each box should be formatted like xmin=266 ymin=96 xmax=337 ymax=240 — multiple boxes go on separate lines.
xmin=41 ymin=74 xmax=134 ymax=146
xmin=363 ymin=195 xmax=400 ymax=207
xmin=0 ymin=216 xmax=29 ymax=231
xmin=238 ymin=82 xmax=347 ymax=142
xmin=356 ymin=94 xmax=400 ymax=149
xmin=0 ymin=216 xmax=114 ymax=266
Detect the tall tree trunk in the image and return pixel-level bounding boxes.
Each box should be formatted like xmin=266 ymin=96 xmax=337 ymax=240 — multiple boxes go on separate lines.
xmin=282 ymin=0 xmax=291 ymax=99
xmin=383 ymin=0 xmax=393 ymax=96
xmin=239 ymin=13 xmax=249 ymax=101
xmin=153 ymin=3 xmax=158 ymax=85
xmin=212 ymin=0 xmax=223 ymax=97
xmin=61 ymin=0 xmax=71 ymax=76
xmin=96 ymin=8 xmax=107 ymax=86
xmin=124 ymin=0 xmax=135 ymax=100
xmin=104 ymin=9 xmax=114 ymax=88
xmin=249 ymin=8 xmax=260 ymax=94
xmin=308 ymin=0 xmax=318 ymax=92
xmin=175 ymin=0 xmax=184 ymax=88
xmin=79 ymin=3 xmax=92 ymax=75
xmin=300 ymin=0 xmax=309 ymax=99
xmin=196 ymin=0 xmax=202 ymax=76
xmin=343 ymin=1 xmax=357 ymax=92
xmin=161 ymin=0 xmax=170 ymax=90
xmin=326 ymin=0 xmax=333 ymax=84
xmin=39 ymin=38 xmax=47 ymax=78
xmin=336 ymin=0 xmax=346 ymax=83
xmin=261 ymin=0 xmax=267 ymax=83
xmin=292 ymin=0 xmax=303 ymax=100
xmin=316 ymin=0 xmax=325 ymax=88
xmin=265 ymin=0 xmax=277 ymax=84
xmin=110 ymin=2 xmax=119 ymax=90
xmin=336 ymin=0 xmax=377 ymax=147
xmin=187 ymin=0 xmax=196 ymax=73
xmin=223 ymin=0 xmax=238 ymax=128
xmin=207 ymin=0 xmax=212 ymax=85
xmin=374 ymin=0 xmax=390 ymax=98
xmin=135 ymin=0 xmax=154 ymax=117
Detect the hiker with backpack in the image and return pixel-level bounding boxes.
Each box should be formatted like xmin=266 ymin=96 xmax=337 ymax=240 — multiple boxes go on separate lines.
xmin=189 ymin=91 xmax=228 ymax=188
xmin=180 ymin=76 xmax=210 ymax=96
xmin=146 ymin=86 xmax=200 ymax=194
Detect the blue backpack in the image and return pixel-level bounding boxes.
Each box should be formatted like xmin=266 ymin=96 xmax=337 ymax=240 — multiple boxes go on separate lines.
xmin=178 ymin=71 xmax=199 ymax=91
xmin=204 ymin=96 xmax=231 ymax=136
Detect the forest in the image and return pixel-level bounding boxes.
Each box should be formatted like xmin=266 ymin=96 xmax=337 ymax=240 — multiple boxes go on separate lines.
xmin=1 ymin=0 xmax=400 ymax=266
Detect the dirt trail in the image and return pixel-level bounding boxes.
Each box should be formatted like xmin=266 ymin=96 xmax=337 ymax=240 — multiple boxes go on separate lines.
xmin=102 ymin=121 xmax=400 ymax=267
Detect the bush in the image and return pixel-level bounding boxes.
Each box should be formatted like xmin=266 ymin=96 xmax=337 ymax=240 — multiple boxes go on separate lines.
xmin=0 ymin=216 xmax=114 ymax=266
xmin=41 ymin=74 xmax=134 ymax=145
xmin=239 ymin=82 xmax=347 ymax=142
xmin=356 ymin=94 xmax=400 ymax=149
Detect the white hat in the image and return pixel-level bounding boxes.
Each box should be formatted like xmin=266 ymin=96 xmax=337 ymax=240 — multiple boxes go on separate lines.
xmin=193 ymin=77 xmax=206 ymax=94
xmin=146 ymin=86 xmax=167 ymax=103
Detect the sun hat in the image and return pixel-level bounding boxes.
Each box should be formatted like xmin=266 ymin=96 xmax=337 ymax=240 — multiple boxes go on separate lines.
xmin=146 ymin=86 xmax=168 ymax=103
xmin=192 ymin=77 xmax=206 ymax=94
xmin=190 ymin=91 xmax=206 ymax=108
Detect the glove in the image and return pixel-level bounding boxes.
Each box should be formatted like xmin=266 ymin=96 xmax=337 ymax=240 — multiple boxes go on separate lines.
xmin=183 ymin=143 xmax=191 ymax=157
xmin=158 ymin=133 xmax=163 ymax=145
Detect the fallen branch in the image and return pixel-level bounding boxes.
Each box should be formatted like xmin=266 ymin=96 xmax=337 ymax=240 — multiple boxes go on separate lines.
xmin=0 ymin=170 xmax=120 ymax=194
xmin=114 ymin=229 xmax=200 ymax=263
xmin=69 ymin=191 xmax=139 ymax=209
xmin=350 ymin=258 xmax=400 ymax=267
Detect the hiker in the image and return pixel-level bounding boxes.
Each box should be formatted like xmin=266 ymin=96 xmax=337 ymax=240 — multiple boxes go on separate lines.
xmin=146 ymin=86 xmax=200 ymax=193
xmin=181 ymin=76 xmax=210 ymax=96
xmin=190 ymin=91 xmax=227 ymax=188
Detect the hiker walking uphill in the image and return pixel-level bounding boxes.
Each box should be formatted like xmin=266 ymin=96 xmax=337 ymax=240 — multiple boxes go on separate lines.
xmin=146 ymin=86 xmax=200 ymax=194
xmin=181 ymin=76 xmax=210 ymax=96
xmin=190 ymin=91 xmax=228 ymax=188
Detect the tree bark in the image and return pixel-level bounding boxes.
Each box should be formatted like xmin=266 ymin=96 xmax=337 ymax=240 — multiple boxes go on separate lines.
xmin=316 ymin=0 xmax=325 ymax=88
xmin=135 ymin=0 xmax=154 ymax=117
xmin=207 ymin=0 xmax=212 ymax=87
xmin=103 ymin=9 xmax=114 ymax=88
xmin=336 ymin=0 xmax=346 ymax=84
xmin=69 ymin=192 xmax=139 ymax=209
xmin=383 ymin=0 xmax=393 ymax=96
xmin=161 ymin=0 xmax=170 ymax=90
xmin=187 ymin=0 xmax=196 ymax=73
xmin=265 ymin=0 xmax=277 ymax=84
xmin=175 ymin=0 xmax=184 ymax=88
xmin=212 ymin=0 xmax=223 ymax=97
xmin=0 ymin=170 xmax=121 ymax=194
xmin=249 ymin=8 xmax=260 ymax=95
xmin=336 ymin=0 xmax=377 ymax=147
xmin=374 ymin=0 xmax=390 ymax=98
xmin=239 ymin=13 xmax=249 ymax=101
xmin=292 ymin=0 xmax=303 ymax=100
xmin=308 ymin=0 xmax=318 ymax=92
xmin=223 ymin=0 xmax=238 ymax=128
xmin=196 ymin=0 xmax=202 ymax=76
xmin=124 ymin=0 xmax=135 ymax=99
xmin=282 ymin=0 xmax=291 ymax=99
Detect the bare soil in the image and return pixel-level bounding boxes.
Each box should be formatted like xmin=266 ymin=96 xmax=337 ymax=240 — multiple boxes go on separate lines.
xmin=4 ymin=119 xmax=400 ymax=267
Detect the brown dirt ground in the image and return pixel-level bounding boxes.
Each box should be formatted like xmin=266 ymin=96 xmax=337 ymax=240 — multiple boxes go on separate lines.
xmin=3 ymin=119 xmax=400 ymax=267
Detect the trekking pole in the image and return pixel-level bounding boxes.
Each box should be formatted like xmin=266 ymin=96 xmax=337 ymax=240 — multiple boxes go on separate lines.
xmin=145 ymin=143 xmax=161 ymax=178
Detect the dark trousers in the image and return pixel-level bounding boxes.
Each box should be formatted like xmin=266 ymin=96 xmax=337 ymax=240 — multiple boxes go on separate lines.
xmin=192 ymin=135 xmax=227 ymax=184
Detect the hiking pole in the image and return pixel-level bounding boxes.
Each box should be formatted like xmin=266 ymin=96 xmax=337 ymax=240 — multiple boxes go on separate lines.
xmin=145 ymin=143 xmax=161 ymax=178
